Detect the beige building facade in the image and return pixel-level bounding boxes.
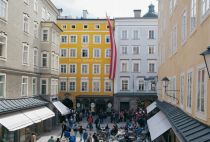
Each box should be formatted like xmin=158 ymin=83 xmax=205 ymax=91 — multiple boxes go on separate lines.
xmin=157 ymin=0 xmax=210 ymax=141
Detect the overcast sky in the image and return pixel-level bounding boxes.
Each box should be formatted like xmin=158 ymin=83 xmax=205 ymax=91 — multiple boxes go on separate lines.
xmin=51 ymin=0 xmax=158 ymax=18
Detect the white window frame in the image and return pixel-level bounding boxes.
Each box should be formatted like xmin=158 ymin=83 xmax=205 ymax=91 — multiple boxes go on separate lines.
xmin=181 ymin=10 xmax=187 ymax=44
xmin=104 ymin=80 xmax=112 ymax=92
xmin=105 ymin=35 xmax=110 ymax=44
xmin=148 ymin=30 xmax=155 ymax=39
xmin=196 ymin=63 xmax=207 ymax=120
xmin=81 ymin=64 xmax=89 ymax=74
xmin=201 ymin=0 xmax=210 ymax=16
xmin=93 ymin=64 xmax=101 ymax=74
xmin=121 ymin=78 xmax=129 ymax=91
xmin=60 ymin=48 xmax=68 ymax=57
xmin=93 ymin=35 xmax=101 ymax=44
xmin=34 ymin=22 xmax=38 ymax=38
xmin=0 ymin=0 xmax=8 ymax=21
xmin=105 ymin=64 xmax=110 ymax=74
xmin=82 ymin=35 xmax=89 ymax=44
xmin=40 ymin=78 xmax=48 ymax=95
xmin=69 ymin=64 xmax=76 ymax=74
xmin=132 ymin=61 xmax=140 ymax=73
xmin=41 ymin=51 xmax=48 ymax=68
xmin=92 ymin=80 xmax=100 ymax=92
xmin=70 ymin=35 xmax=77 ymax=44
xmin=93 ymin=48 xmax=101 ymax=58
xmin=148 ymin=46 xmax=155 ymax=55
xmin=60 ymin=35 xmax=68 ymax=43
xmin=81 ymin=48 xmax=89 ymax=58
xmin=0 ymin=33 xmax=7 ymax=60
xmin=69 ymin=79 xmax=76 ymax=92
xmin=148 ymin=60 xmax=156 ymax=73
xmin=51 ymin=79 xmax=58 ymax=95
xmin=186 ymin=69 xmax=193 ymax=113
xmin=62 ymin=24 xmax=67 ymax=29
xmin=0 ymin=73 xmax=6 ymax=98
xmin=41 ymin=7 xmax=46 ymax=19
xmin=80 ymin=79 xmax=88 ymax=92
xmin=22 ymin=43 xmax=29 ymax=65
xmin=180 ymin=73 xmax=185 ymax=109
xmin=33 ymin=48 xmax=38 ymax=67
xmin=23 ymin=14 xmax=29 ymax=33
xmin=42 ymin=28 xmax=49 ymax=42
xmin=71 ymin=24 xmax=76 ymax=29
xmin=32 ymin=77 xmax=37 ymax=96
xmin=105 ymin=49 xmax=111 ymax=58
xmin=60 ymin=80 xmax=67 ymax=92
xmin=60 ymin=64 xmax=67 ymax=73
xmin=121 ymin=46 xmax=127 ymax=55
xmin=121 ymin=61 xmax=128 ymax=72
xmin=138 ymin=78 xmax=144 ymax=91
xmin=171 ymin=25 xmax=177 ymax=54
xmin=133 ymin=46 xmax=139 ymax=55
xmin=121 ymin=30 xmax=128 ymax=40
xmin=95 ymin=24 xmax=100 ymax=29
xmin=69 ymin=48 xmax=77 ymax=58
xmin=190 ymin=0 xmax=197 ymax=33
xmin=33 ymin=0 xmax=38 ymax=12
xmin=133 ymin=30 xmax=139 ymax=40
xmin=21 ymin=76 xmax=28 ymax=97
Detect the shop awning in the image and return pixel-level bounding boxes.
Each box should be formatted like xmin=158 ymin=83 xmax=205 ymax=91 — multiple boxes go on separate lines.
xmin=147 ymin=111 xmax=171 ymax=141
xmin=52 ymin=101 xmax=70 ymax=116
xmin=146 ymin=101 xmax=157 ymax=114
xmin=0 ymin=112 xmax=33 ymax=131
xmin=34 ymin=107 xmax=55 ymax=120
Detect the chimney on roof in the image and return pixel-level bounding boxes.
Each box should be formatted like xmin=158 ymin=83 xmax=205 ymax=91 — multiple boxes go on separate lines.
xmin=82 ymin=10 xmax=88 ymax=19
xmin=133 ymin=9 xmax=141 ymax=18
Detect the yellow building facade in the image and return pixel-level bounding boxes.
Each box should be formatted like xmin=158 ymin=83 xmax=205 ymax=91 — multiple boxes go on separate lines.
xmin=157 ymin=0 xmax=210 ymax=141
xmin=57 ymin=18 xmax=114 ymax=112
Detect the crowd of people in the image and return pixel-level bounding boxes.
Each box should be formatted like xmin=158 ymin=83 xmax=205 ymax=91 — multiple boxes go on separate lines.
xmin=53 ymin=107 xmax=148 ymax=142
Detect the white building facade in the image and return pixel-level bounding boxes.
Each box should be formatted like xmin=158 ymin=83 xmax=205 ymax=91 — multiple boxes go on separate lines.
xmin=114 ymin=5 xmax=158 ymax=111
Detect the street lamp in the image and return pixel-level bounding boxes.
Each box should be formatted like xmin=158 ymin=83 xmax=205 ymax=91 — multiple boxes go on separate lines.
xmin=161 ymin=77 xmax=169 ymax=91
xmin=200 ymin=46 xmax=210 ymax=79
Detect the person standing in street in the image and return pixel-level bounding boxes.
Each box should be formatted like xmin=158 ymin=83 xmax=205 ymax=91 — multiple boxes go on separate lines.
xmin=48 ymin=136 xmax=55 ymax=142
xmin=30 ymin=133 xmax=36 ymax=142
xmin=87 ymin=133 xmax=92 ymax=142
xmin=79 ymin=125 xmax=86 ymax=142
xmin=61 ymin=121 xmax=67 ymax=138
xmin=83 ymin=130 xmax=88 ymax=142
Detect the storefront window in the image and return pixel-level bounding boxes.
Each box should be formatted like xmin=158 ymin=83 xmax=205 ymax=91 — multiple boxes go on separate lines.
xmin=0 ymin=125 xmax=15 ymax=142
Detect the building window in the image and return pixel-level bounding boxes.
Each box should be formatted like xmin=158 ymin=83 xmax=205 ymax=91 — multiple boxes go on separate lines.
xmin=93 ymin=80 xmax=100 ymax=92
xmin=34 ymin=0 xmax=38 ymax=12
xmin=197 ymin=68 xmax=206 ymax=113
xmin=70 ymin=48 xmax=77 ymax=58
xmin=148 ymin=62 xmax=155 ymax=73
xmin=93 ymin=64 xmax=100 ymax=74
xmin=23 ymin=14 xmax=29 ymax=33
xmin=180 ymin=75 xmax=185 ymax=107
xmin=0 ymin=0 xmax=8 ymax=20
xmin=22 ymin=44 xmax=29 ymax=65
xmin=81 ymin=48 xmax=88 ymax=58
xmin=121 ymin=62 xmax=128 ymax=72
xmin=60 ymin=81 xmax=66 ymax=91
xmin=190 ymin=0 xmax=197 ymax=32
xmin=122 ymin=80 xmax=128 ymax=91
xmin=121 ymin=30 xmax=127 ymax=40
xmin=187 ymin=72 xmax=193 ymax=110
xmin=171 ymin=26 xmax=177 ymax=54
xmin=51 ymin=52 xmax=57 ymax=70
xmin=82 ymin=35 xmax=89 ymax=43
xmin=51 ymin=79 xmax=58 ymax=95
xmin=149 ymin=30 xmax=155 ymax=39
xmin=41 ymin=7 xmax=46 ymax=19
xmin=169 ymin=0 xmax=177 ymax=15
xmin=41 ymin=79 xmax=47 ymax=95
xmin=94 ymin=35 xmax=101 ymax=43
xmin=32 ymin=78 xmax=37 ymax=96
xmin=105 ymin=64 xmax=110 ymax=74
xmin=105 ymin=49 xmax=111 ymax=58
xmin=69 ymin=80 xmax=76 ymax=91
xmin=81 ymin=64 xmax=88 ymax=74
xmin=93 ymin=48 xmax=101 ymax=58
xmin=81 ymin=80 xmax=88 ymax=92
xmin=71 ymin=25 xmax=76 ymax=29
xmin=133 ymin=62 xmax=139 ymax=72
xmin=60 ymin=64 xmax=67 ymax=73
xmin=21 ymin=76 xmax=28 ymax=96
xmin=69 ymin=64 xmax=76 ymax=74
xmin=105 ymin=35 xmax=110 ymax=43
xmin=41 ymin=52 xmax=48 ymax=67
xmin=60 ymin=49 xmax=67 ymax=57
xmin=61 ymin=35 xmax=68 ymax=43
xmin=95 ymin=24 xmax=100 ymax=29
xmin=42 ymin=29 xmax=48 ymax=41
xmin=138 ymin=79 xmax=144 ymax=91
xmin=34 ymin=22 xmax=38 ymax=38
xmin=70 ymin=35 xmax=77 ymax=43
xmin=0 ymin=74 xmax=6 ymax=97
xmin=0 ymin=34 xmax=7 ymax=60
xmin=149 ymin=46 xmax=155 ymax=55
xmin=33 ymin=48 xmax=38 ymax=66
xmin=121 ymin=46 xmax=127 ymax=55
xmin=182 ymin=11 xmax=187 ymax=43
xmin=202 ymin=0 xmax=210 ymax=16
xmin=133 ymin=30 xmax=139 ymax=40
xmin=133 ymin=46 xmax=139 ymax=55
xmin=105 ymin=81 xmax=112 ymax=92
xmin=62 ymin=25 xmax=67 ymax=29
xmin=83 ymin=24 xmax=88 ymax=29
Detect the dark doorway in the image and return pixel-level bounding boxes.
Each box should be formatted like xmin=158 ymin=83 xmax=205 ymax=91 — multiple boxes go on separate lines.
xmin=62 ymin=98 xmax=73 ymax=109
xmin=96 ymin=103 xmax=106 ymax=114
xmin=120 ymin=102 xmax=129 ymax=111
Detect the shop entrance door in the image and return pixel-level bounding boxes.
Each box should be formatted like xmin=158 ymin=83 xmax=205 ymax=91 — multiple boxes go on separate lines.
xmin=120 ymin=102 xmax=129 ymax=111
